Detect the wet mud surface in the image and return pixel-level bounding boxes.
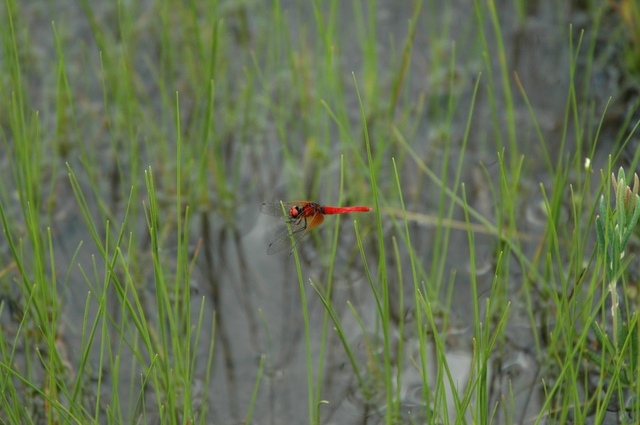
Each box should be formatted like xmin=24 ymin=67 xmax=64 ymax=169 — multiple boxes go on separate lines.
xmin=1 ymin=0 xmax=638 ymax=424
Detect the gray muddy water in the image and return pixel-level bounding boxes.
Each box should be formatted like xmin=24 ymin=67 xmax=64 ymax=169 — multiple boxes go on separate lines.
xmin=1 ymin=0 xmax=636 ymax=424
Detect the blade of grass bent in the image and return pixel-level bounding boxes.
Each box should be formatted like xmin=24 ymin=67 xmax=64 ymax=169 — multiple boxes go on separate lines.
xmin=244 ymin=354 xmax=266 ymax=424
xmin=392 ymin=157 xmax=432 ymax=420
xmin=309 ymin=281 xmax=365 ymax=389
xmin=278 ymin=200 xmax=315 ymax=425
xmin=352 ymin=72 xmax=394 ymax=423
xmin=314 ymin=155 xmax=346 ymax=419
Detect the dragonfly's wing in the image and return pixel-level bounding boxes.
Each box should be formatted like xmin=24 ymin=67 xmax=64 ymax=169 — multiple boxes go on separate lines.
xmin=265 ymin=211 xmax=324 ymax=255
xmin=266 ymin=225 xmax=306 ymax=255
xmin=306 ymin=212 xmax=324 ymax=230
xmin=260 ymin=202 xmax=304 ymax=221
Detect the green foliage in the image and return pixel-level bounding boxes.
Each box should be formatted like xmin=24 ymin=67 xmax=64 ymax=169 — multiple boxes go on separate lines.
xmin=582 ymin=167 xmax=640 ymax=419
xmin=596 ymin=168 xmax=640 ymax=285
xmin=1 ymin=0 xmax=640 ymax=424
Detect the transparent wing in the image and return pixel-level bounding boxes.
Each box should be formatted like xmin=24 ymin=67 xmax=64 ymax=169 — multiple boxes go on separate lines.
xmin=265 ymin=225 xmax=307 ymax=255
xmin=260 ymin=202 xmax=303 ymax=221
xmin=264 ymin=211 xmax=324 ymax=255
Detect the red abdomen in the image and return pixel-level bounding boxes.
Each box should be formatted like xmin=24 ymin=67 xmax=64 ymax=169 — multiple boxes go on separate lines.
xmin=321 ymin=205 xmax=372 ymax=215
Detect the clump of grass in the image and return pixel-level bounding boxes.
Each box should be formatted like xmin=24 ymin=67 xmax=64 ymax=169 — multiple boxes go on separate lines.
xmin=584 ymin=168 xmax=640 ymax=421
xmin=307 ymin=3 xmax=640 ymax=425
xmin=3 ymin=0 xmax=640 ymax=424
xmin=0 ymin=1 xmax=220 ymax=422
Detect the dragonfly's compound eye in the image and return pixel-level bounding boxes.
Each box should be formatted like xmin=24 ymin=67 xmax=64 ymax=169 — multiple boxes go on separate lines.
xmin=289 ymin=206 xmax=301 ymax=218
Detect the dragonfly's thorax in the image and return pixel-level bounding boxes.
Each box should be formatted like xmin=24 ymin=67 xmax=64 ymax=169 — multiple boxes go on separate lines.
xmin=289 ymin=203 xmax=323 ymax=219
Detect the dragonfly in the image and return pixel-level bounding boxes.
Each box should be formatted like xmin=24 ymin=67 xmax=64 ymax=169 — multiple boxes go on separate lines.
xmin=260 ymin=201 xmax=372 ymax=255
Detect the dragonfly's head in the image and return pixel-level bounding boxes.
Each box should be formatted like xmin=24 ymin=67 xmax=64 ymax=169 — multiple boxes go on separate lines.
xmin=289 ymin=205 xmax=302 ymax=218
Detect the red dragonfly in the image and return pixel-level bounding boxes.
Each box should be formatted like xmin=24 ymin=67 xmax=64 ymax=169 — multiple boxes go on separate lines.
xmin=260 ymin=201 xmax=372 ymax=255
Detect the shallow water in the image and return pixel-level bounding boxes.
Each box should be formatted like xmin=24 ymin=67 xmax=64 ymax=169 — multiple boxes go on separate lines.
xmin=1 ymin=0 xmax=634 ymax=424
xmin=205 ymin=3 xmax=577 ymax=423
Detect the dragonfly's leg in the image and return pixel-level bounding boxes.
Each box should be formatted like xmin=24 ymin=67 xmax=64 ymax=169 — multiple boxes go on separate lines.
xmin=288 ymin=216 xmax=307 ymax=230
